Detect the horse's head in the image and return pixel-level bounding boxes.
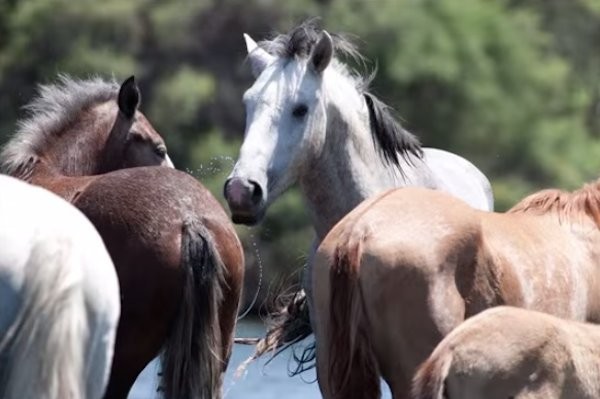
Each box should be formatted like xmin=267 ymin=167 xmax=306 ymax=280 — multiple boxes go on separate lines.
xmin=0 ymin=75 xmax=174 ymax=180
xmin=103 ymin=76 xmax=174 ymax=171
xmin=224 ymin=29 xmax=334 ymax=225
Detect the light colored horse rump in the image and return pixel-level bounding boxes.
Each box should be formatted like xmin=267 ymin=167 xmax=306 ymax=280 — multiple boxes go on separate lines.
xmin=0 ymin=175 xmax=120 ymax=399
xmin=412 ymin=306 xmax=600 ymax=399
xmin=313 ymin=183 xmax=600 ymax=399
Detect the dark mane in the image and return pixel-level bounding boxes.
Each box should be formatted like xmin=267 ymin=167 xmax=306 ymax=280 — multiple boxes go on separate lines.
xmin=261 ymin=19 xmax=424 ymax=167
xmin=509 ymin=181 xmax=600 ymax=227
xmin=0 ymin=75 xmax=118 ymax=178
xmin=259 ymin=19 xmax=362 ymax=62
xmin=364 ymin=93 xmax=423 ymax=166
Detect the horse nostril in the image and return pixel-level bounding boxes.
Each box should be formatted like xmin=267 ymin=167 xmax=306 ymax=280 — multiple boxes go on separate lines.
xmin=248 ymin=180 xmax=263 ymax=205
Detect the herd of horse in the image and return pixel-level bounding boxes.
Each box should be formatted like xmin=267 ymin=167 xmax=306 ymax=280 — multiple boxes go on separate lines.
xmin=0 ymin=19 xmax=599 ymax=399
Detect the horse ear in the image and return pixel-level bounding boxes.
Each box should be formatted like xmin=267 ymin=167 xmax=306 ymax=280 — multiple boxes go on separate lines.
xmin=118 ymin=75 xmax=140 ymax=119
xmin=310 ymin=31 xmax=333 ymax=74
xmin=244 ymin=33 xmax=273 ymax=78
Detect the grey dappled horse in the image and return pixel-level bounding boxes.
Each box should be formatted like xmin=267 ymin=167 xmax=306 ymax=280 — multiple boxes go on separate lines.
xmin=224 ymin=20 xmax=494 ymax=368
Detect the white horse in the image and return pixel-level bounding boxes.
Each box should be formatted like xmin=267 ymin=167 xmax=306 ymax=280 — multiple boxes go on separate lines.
xmin=0 ymin=175 xmax=120 ymax=399
xmin=223 ymin=21 xmax=494 ymax=360
xmin=413 ymin=306 xmax=600 ymax=399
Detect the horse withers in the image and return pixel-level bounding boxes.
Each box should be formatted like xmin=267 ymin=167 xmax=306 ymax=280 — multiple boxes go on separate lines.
xmin=224 ymin=20 xmax=493 ymax=365
xmin=0 ymin=174 xmax=120 ymax=399
xmin=413 ymin=306 xmax=600 ymax=399
xmin=1 ymin=76 xmax=244 ymax=399
xmin=313 ymin=183 xmax=600 ymax=399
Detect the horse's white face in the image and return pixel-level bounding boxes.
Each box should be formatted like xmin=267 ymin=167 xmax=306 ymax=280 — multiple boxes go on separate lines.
xmin=225 ymin=33 xmax=333 ymax=225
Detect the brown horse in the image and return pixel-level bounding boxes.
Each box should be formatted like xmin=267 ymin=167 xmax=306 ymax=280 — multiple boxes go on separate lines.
xmin=412 ymin=306 xmax=600 ymax=399
xmin=0 ymin=76 xmax=244 ymax=399
xmin=312 ymin=182 xmax=600 ymax=399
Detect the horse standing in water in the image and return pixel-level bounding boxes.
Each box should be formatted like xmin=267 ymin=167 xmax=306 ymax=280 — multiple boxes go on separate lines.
xmin=412 ymin=306 xmax=600 ymax=399
xmin=1 ymin=76 xmax=244 ymax=399
xmin=0 ymin=174 xmax=120 ymax=399
xmin=313 ymin=182 xmax=600 ymax=398
xmin=224 ymin=21 xmax=493 ymax=363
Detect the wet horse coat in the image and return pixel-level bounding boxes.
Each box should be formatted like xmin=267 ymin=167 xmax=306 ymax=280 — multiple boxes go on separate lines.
xmin=313 ymin=183 xmax=600 ymax=398
xmin=1 ymin=76 xmax=244 ymax=399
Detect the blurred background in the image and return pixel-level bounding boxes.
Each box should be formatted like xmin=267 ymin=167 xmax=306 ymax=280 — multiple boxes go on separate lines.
xmin=0 ymin=0 xmax=599 ymax=397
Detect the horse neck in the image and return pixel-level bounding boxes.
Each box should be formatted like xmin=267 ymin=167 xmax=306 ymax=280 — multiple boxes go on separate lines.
xmin=31 ymin=103 xmax=115 ymax=179
xmin=299 ymin=74 xmax=421 ymax=239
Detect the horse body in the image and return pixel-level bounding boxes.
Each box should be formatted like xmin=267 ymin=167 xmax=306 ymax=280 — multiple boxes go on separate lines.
xmin=1 ymin=76 xmax=244 ymax=399
xmin=412 ymin=306 xmax=600 ymax=399
xmin=224 ymin=21 xmax=493 ymax=360
xmin=313 ymin=185 xmax=600 ymax=398
xmin=75 ymin=166 xmax=244 ymax=399
xmin=0 ymin=174 xmax=120 ymax=399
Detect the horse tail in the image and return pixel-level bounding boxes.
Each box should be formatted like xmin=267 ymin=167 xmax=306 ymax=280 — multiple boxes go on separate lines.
xmin=0 ymin=242 xmax=87 ymax=399
xmin=161 ymin=219 xmax=226 ymax=399
xmin=327 ymin=239 xmax=380 ymax=399
xmin=411 ymin=349 xmax=453 ymax=399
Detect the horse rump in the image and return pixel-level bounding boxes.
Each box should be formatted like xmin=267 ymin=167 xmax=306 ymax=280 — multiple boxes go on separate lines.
xmin=160 ymin=219 xmax=226 ymax=399
xmin=0 ymin=242 xmax=87 ymax=399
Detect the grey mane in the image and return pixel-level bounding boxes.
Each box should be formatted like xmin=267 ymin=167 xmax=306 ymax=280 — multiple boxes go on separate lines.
xmin=0 ymin=75 xmax=118 ymax=176
xmin=260 ymin=19 xmax=424 ymax=168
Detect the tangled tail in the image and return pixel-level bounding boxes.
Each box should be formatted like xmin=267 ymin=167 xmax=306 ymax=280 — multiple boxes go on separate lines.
xmin=328 ymin=241 xmax=380 ymax=399
xmin=160 ymin=220 xmax=226 ymax=399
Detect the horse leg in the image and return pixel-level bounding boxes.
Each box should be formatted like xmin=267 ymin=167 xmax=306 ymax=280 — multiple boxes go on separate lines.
xmin=103 ymin=296 xmax=178 ymax=399
xmin=103 ymin=251 xmax=183 ymax=399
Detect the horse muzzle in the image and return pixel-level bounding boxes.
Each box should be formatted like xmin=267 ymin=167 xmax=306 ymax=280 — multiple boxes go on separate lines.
xmin=223 ymin=176 xmax=266 ymax=225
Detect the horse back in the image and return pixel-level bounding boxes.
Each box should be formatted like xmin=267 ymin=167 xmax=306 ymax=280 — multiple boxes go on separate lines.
xmin=71 ymin=166 xmax=243 ymax=316
xmin=477 ymin=212 xmax=595 ymax=320
xmin=320 ymin=187 xmax=481 ymax=275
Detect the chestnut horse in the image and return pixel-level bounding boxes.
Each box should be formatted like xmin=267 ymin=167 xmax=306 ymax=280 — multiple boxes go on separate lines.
xmin=313 ymin=182 xmax=600 ymax=399
xmin=413 ymin=306 xmax=600 ymax=399
xmin=0 ymin=76 xmax=244 ymax=399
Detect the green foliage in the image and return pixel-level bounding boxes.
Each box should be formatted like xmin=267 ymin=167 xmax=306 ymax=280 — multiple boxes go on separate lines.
xmin=149 ymin=67 xmax=216 ymax=164
xmin=0 ymin=0 xmax=598 ymax=306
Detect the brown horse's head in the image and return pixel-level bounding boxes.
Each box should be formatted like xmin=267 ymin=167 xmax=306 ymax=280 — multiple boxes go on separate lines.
xmin=103 ymin=76 xmax=174 ymax=172
xmin=0 ymin=75 xmax=173 ymax=179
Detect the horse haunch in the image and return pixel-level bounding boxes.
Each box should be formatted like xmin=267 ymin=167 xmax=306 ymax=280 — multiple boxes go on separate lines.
xmin=412 ymin=306 xmax=600 ymax=399
xmin=72 ymin=167 xmax=244 ymax=399
xmin=314 ymin=185 xmax=600 ymax=399
xmin=0 ymin=175 xmax=120 ymax=399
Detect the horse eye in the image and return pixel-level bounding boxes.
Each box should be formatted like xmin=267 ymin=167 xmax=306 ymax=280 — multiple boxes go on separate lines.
xmin=292 ymin=104 xmax=308 ymax=118
xmin=154 ymin=145 xmax=167 ymax=158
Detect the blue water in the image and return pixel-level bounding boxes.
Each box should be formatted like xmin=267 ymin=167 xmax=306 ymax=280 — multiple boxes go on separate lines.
xmin=128 ymin=318 xmax=392 ymax=398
